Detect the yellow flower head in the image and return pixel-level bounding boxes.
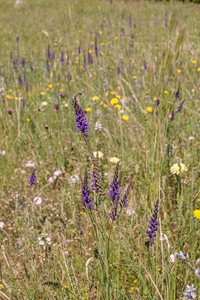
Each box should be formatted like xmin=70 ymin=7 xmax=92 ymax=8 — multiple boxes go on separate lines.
xmin=115 ymin=105 xmax=121 ymax=109
xmin=164 ymin=91 xmax=168 ymax=94
xmin=41 ymin=101 xmax=48 ymax=106
xmin=192 ymin=60 xmax=196 ymax=64
xmin=146 ymin=107 xmax=153 ymax=112
xmin=9 ymin=89 xmax=12 ymax=93
xmin=117 ymin=95 xmax=121 ymax=99
xmin=180 ymin=163 xmax=187 ymax=172
xmin=40 ymin=92 xmax=45 ymax=96
xmin=110 ymin=98 xmax=118 ymax=105
xmin=177 ymin=69 xmax=181 ymax=73
xmin=103 ymin=104 xmax=107 ymax=108
xmin=6 ymin=95 xmax=12 ymax=99
xmin=85 ymin=107 xmax=91 ymax=112
xmin=197 ymin=68 xmax=200 ymax=72
xmin=105 ymin=93 xmax=108 ymax=96
xmin=93 ymin=151 xmax=103 ymax=158
xmin=110 ymin=157 xmax=120 ymax=163
xmin=170 ymin=163 xmax=180 ymax=175
xmin=117 ymin=86 xmax=120 ymax=90
xmin=93 ymin=96 xmax=98 ymax=101
xmin=26 ymin=119 xmax=30 ymax=122
xmin=154 ymin=97 xmax=157 ymax=101
xmin=193 ymin=209 xmax=200 ymax=220
xmin=49 ymin=84 xmax=52 ymax=88
xmin=15 ymin=97 xmax=19 ymax=100
xmin=133 ymin=76 xmax=137 ymax=79
xmin=110 ymin=91 xmax=115 ymax=95
xmin=100 ymin=102 xmax=103 ymax=105
xmin=123 ymin=115 xmax=129 ymax=121
xmin=64 ymin=104 xmax=68 ymax=108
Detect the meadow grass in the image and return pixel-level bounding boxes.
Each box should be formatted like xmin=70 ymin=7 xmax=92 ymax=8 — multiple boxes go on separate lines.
xmin=1 ymin=0 xmax=200 ymax=299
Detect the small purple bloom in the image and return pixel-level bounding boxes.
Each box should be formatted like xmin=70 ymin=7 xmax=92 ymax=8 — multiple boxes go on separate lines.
xmin=38 ymin=108 xmax=41 ymax=111
xmin=23 ymin=100 xmax=26 ymax=107
xmin=110 ymin=0 xmax=112 ymax=3
xmin=146 ymin=199 xmax=159 ymax=244
xmin=177 ymin=100 xmax=185 ymax=112
xmin=72 ymin=93 xmax=89 ymax=136
xmin=51 ymin=53 xmax=54 ymax=60
xmin=47 ymin=45 xmax=51 ymax=59
xmin=7 ymin=109 xmax=12 ymax=115
xmin=45 ymin=125 xmax=48 ymax=130
xmin=169 ymin=111 xmax=175 ymax=121
xmin=17 ymin=36 xmax=19 ymax=42
xmin=88 ymin=51 xmax=93 ymax=64
xmin=61 ymin=51 xmax=64 ymax=62
xmin=83 ymin=56 xmax=87 ymax=70
xmin=131 ymin=34 xmax=134 ymax=39
xmin=121 ymin=27 xmax=124 ymax=34
xmin=195 ymin=267 xmax=199 ymax=277
xmin=21 ymin=58 xmax=25 ymax=68
xmin=95 ymin=39 xmax=98 ymax=56
xmin=55 ymin=103 xmax=59 ymax=110
xmin=120 ymin=180 xmax=132 ymax=209
xmin=18 ymin=76 xmax=23 ymax=85
xmin=59 ymin=93 xmax=64 ymax=98
xmin=156 ymin=99 xmax=160 ymax=106
xmin=67 ymin=55 xmax=69 ymax=65
xmin=175 ymin=87 xmax=179 ymax=99
xmin=82 ymin=168 xmax=94 ymax=208
xmin=109 ymin=162 xmax=121 ymax=221
xmin=89 ymin=43 xmax=93 ymax=47
xmin=117 ymin=67 xmax=120 ymax=74
xmin=31 ymin=64 xmax=34 ymax=72
xmin=47 ymin=60 xmax=50 ymax=71
xmin=120 ymin=32 xmax=124 ymax=36
xmin=175 ymin=251 xmax=186 ymax=260
xmin=78 ymin=46 xmax=81 ymax=54
xmin=29 ymin=169 xmax=36 ymax=186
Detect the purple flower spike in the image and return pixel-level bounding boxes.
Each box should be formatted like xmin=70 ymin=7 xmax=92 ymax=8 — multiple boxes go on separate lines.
xmin=78 ymin=45 xmax=81 ymax=53
xmin=31 ymin=64 xmax=34 ymax=72
xmin=177 ymin=100 xmax=185 ymax=113
xmin=47 ymin=60 xmax=50 ymax=71
xmin=120 ymin=180 xmax=132 ymax=209
xmin=95 ymin=37 xmax=98 ymax=56
xmin=88 ymin=51 xmax=93 ymax=64
xmin=55 ymin=103 xmax=59 ymax=110
xmin=82 ymin=168 xmax=94 ymax=209
xmin=129 ymin=15 xmax=132 ymax=27
xmin=146 ymin=199 xmax=159 ymax=244
xmin=156 ymin=99 xmax=160 ymax=106
xmin=72 ymin=94 xmax=89 ymax=136
xmin=175 ymin=87 xmax=179 ymax=99
xmin=169 ymin=111 xmax=175 ymax=121
xmin=18 ymin=76 xmax=23 ymax=85
xmin=47 ymin=45 xmax=51 ymax=59
xmin=51 ymin=53 xmax=54 ymax=59
xmin=21 ymin=58 xmax=25 ymax=68
xmin=61 ymin=51 xmax=64 ymax=62
xmin=29 ymin=169 xmax=36 ymax=186
xmin=109 ymin=162 xmax=121 ymax=221
xmin=117 ymin=67 xmax=120 ymax=74
xmin=7 ymin=109 xmax=12 ymax=115
xmin=17 ymin=37 xmax=19 ymax=42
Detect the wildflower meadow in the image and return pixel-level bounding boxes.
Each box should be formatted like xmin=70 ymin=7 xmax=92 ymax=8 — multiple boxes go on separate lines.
xmin=1 ymin=0 xmax=200 ymax=299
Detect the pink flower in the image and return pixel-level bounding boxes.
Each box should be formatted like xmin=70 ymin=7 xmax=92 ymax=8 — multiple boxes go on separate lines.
xmin=33 ymin=197 xmax=42 ymax=205
xmin=0 ymin=222 xmax=4 ymax=229
xmin=126 ymin=209 xmax=135 ymax=216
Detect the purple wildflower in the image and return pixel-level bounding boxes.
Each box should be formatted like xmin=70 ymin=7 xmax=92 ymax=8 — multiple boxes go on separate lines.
xmin=21 ymin=58 xmax=25 ymax=68
xmin=29 ymin=169 xmax=36 ymax=186
xmin=117 ymin=67 xmax=120 ymax=74
xmin=120 ymin=180 xmax=132 ymax=210
xmin=55 ymin=103 xmax=59 ymax=110
xmin=156 ymin=99 xmax=160 ymax=106
xmin=120 ymin=32 xmax=124 ymax=36
xmin=7 ymin=109 xmax=12 ymax=115
xmin=59 ymin=93 xmax=64 ymax=98
xmin=47 ymin=60 xmax=50 ymax=71
xmin=177 ymin=100 xmax=185 ymax=112
xmin=131 ymin=34 xmax=134 ymax=39
xmin=95 ymin=37 xmax=98 ymax=56
xmin=121 ymin=27 xmax=124 ymax=34
xmin=31 ymin=64 xmax=34 ymax=72
xmin=110 ymin=0 xmax=112 ymax=3
xmin=78 ymin=45 xmax=81 ymax=54
xmin=175 ymin=87 xmax=179 ymax=99
xmin=51 ymin=53 xmax=54 ymax=59
xmin=89 ymin=43 xmax=93 ymax=47
xmin=72 ymin=94 xmax=89 ymax=136
xmin=61 ymin=51 xmax=64 ymax=62
xmin=169 ymin=111 xmax=175 ymax=121
xmin=23 ymin=100 xmax=26 ymax=108
xmin=91 ymin=165 xmax=102 ymax=194
xmin=109 ymin=162 xmax=121 ymax=221
xmin=18 ymin=76 xmax=23 ymax=85
xmin=38 ymin=108 xmax=41 ymax=111
xmin=82 ymin=168 xmax=94 ymax=208
xmin=17 ymin=36 xmax=19 ymax=42
xmin=45 ymin=125 xmax=48 ymax=130
xmin=144 ymin=62 xmax=148 ymax=71
xmin=83 ymin=56 xmax=87 ymax=70
xmin=146 ymin=199 xmax=159 ymax=244
xmin=24 ymin=74 xmax=26 ymax=82
xmin=88 ymin=51 xmax=93 ymax=64
xmin=66 ymin=55 xmax=69 ymax=65
xmin=47 ymin=45 xmax=51 ymax=58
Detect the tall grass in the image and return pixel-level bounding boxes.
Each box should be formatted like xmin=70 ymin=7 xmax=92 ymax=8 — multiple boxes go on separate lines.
xmin=0 ymin=0 xmax=200 ymax=299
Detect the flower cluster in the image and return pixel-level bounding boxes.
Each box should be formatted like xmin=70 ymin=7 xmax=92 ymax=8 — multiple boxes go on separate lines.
xmin=29 ymin=169 xmax=36 ymax=186
xmin=146 ymin=199 xmax=159 ymax=244
xmin=38 ymin=233 xmax=52 ymax=250
xmin=82 ymin=168 xmax=94 ymax=209
xmin=72 ymin=93 xmax=89 ymax=136
xmin=170 ymin=163 xmax=187 ymax=175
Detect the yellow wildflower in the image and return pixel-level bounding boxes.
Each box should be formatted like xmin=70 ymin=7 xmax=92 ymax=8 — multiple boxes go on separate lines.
xmin=193 ymin=209 xmax=200 ymax=220
xmin=103 ymin=104 xmax=107 ymax=107
xmin=41 ymin=101 xmax=48 ymax=106
xmin=40 ymin=92 xmax=45 ymax=96
xmin=164 ymin=91 xmax=168 ymax=94
xmin=177 ymin=69 xmax=181 ymax=73
xmin=15 ymin=97 xmax=19 ymax=100
xmin=110 ymin=91 xmax=115 ymax=95
xmin=197 ymin=68 xmax=200 ymax=72
xmin=60 ymin=89 xmax=63 ymax=92
xmin=64 ymin=104 xmax=68 ymax=108
xmin=26 ymin=119 xmax=30 ymax=122
xmin=123 ymin=115 xmax=129 ymax=121
xmin=154 ymin=97 xmax=157 ymax=101
xmin=192 ymin=60 xmax=196 ymax=64
xmin=105 ymin=93 xmax=108 ymax=96
xmin=93 ymin=151 xmax=103 ymax=158
xmin=133 ymin=76 xmax=137 ymax=79
xmin=115 ymin=105 xmax=121 ymax=109
xmin=93 ymin=96 xmax=98 ymax=100
xmin=9 ymin=89 xmax=12 ymax=93
xmin=117 ymin=86 xmax=120 ymax=90
xmin=117 ymin=95 xmax=121 ymax=99
xmin=146 ymin=107 xmax=153 ymax=112
xmin=115 ymin=37 xmax=118 ymax=40
xmin=110 ymin=98 xmax=118 ymax=105
xmin=110 ymin=157 xmax=120 ymax=163
xmin=49 ymin=84 xmax=52 ymax=88
xmin=6 ymin=95 xmax=12 ymax=99
xmin=85 ymin=107 xmax=91 ymax=112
